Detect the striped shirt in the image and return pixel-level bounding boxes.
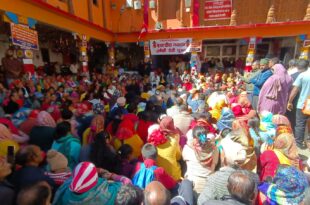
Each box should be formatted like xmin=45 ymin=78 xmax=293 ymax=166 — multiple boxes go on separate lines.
xmin=197 ymin=166 xmax=236 ymax=205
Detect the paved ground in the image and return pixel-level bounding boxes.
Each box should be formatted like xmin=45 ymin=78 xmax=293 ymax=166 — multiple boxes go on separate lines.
xmin=298 ymin=148 xmax=310 ymax=167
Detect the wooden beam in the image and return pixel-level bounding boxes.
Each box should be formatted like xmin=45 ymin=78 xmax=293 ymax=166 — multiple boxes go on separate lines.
xmin=115 ymin=21 xmax=310 ymax=42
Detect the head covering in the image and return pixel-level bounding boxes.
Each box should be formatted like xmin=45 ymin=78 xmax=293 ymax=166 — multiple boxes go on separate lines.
xmin=272 ymin=115 xmax=291 ymax=127
xmin=216 ymin=108 xmax=235 ymax=132
xmin=70 ymin=162 xmax=98 ymax=194
xmin=137 ymin=102 xmax=146 ymax=113
xmin=0 ymin=124 xmax=13 ymax=140
xmin=93 ymin=103 xmax=104 ymax=115
xmin=117 ymin=97 xmax=126 ymax=107
xmin=273 ymin=133 xmax=299 ymax=161
xmin=46 ymin=150 xmax=68 ymax=172
xmin=0 ymin=118 xmax=19 ymax=134
xmin=147 ymin=124 xmax=168 ymax=146
xmin=259 ymin=166 xmax=309 ymax=205
xmin=276 ymin=125 xmax=293 ymax=136
xmin=159 ymin=116 xmax=179 ymax=137
xmin=221 ymin=136 xmax=246 ymax=166
xmin=47 ymin=105 xmax=61 ymax=122
xmin=90 ymin=115 xmax=105 ymax=134
xmin=260 ymin=58 xmax=269 ymax=65
xmin=257 ymin=64 xmax=293 ymax=114
xmin=116 ymin=119 xmax=135 ymax=140
xmin=260 ymin=111 xmax=275 ymax=132
xmin=12 ymin=107 xmax=31 ymax=127
xmin=192 ymin=130 xmax=218 ymax=169
xmin=37 ymin=111 xmax=56 ymax=127
xmin=29 ymin=110 xmax=40 ymax=119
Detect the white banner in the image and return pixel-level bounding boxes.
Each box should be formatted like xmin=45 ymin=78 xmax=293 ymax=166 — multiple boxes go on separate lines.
xmin=150 ymin=38 xmax=192 ymax=55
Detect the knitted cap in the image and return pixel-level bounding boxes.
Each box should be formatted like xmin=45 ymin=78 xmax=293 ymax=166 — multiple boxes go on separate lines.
xmin=46 ymin=150 xmax=68 ymax=172
xmin=70 ymin=162 xmax=98 ymax=194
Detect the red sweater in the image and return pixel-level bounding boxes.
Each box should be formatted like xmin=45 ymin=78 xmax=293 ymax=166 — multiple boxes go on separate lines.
xmin=132 ymin=159 xmax=177 ymax=190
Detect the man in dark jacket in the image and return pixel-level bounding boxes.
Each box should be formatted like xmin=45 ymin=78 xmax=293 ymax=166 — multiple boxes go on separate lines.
xmin=202 ymin=170 xmax=257 ymax=205
xmin=249 ymin=58 xmax=273 ymax=109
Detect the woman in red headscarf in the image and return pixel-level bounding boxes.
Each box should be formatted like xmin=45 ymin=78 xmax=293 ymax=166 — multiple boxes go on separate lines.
xmin=147 ymin=116 xmax=182 ymax=181
xmin=19 ymin=110 xmax=40 ymax=135
xmin=113 ymin=117 xmax=143 ymax=159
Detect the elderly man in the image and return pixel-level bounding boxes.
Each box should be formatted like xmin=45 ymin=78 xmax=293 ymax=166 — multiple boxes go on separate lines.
xmin=238 ymin=60 xmax=261 ymax=103
xmin=249 ymin=58 xmax=273 ymax=109
xmin=198 ymin=136 xmax=259 ymax=205
xmin=144 ymin=181 xmax=194 ymax=205
xmin=201 ymin=171 xmax=257 ymax=205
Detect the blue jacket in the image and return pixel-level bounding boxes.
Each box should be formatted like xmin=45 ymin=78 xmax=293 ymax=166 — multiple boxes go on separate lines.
xmin=187 ymin=94 xmax=204 ymax=113
xmin=250 ymin=69 xmax=273 ymax=96
xmin=52 ymin=135 xmax=81 ymax=170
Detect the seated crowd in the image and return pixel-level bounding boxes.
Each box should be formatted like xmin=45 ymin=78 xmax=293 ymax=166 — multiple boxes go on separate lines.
xmin=0 ymin=57 xmax=309 ymax=205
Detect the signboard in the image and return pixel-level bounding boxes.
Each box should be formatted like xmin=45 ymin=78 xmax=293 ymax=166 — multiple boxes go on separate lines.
xmin=190 ymin=40 xmax=202 ymax=52
xmin=204 ymin=0 xmax=232 ymax=21
xmin=10 ymin=23 xmax=38 ymax=50
xmin=150 ymin=38 xmax=192 ymax=55
xmin=304 ymin=40 xmax=310 ymax=47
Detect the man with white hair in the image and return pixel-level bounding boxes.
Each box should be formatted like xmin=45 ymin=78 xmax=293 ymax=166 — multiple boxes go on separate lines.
xmin=198 ymin=136 xmax=259 ymax=205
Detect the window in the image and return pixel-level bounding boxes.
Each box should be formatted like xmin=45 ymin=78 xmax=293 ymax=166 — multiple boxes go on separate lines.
xmin=206 ymin=46 xmax=220 ymax=56
xmin=93 ymin=0 xmax=98 ymax=6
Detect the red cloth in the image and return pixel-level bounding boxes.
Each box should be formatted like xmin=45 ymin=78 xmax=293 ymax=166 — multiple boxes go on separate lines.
xmin=182 ymin=82 xmax=193 ymax=92
xmin=116 ymin=119 xmax=135 ymax=140
xmin=0 ymin=118 xmax=19 ymax=135
xmin=136 ymin=120 xmax=153 ymax=143
xmin=19 ymin=118 xmax=37 ymax=135
xmin=123 ymin=113 xmax=139 ymax=123
xmin=259 ymin=150 xmax=280 ymax=181
xmin=132 ymin=159 xmax=177 ymax=190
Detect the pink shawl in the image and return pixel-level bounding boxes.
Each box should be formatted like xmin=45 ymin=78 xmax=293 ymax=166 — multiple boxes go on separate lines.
xmin=258 ymin=64 xmax=293 ymax=115
xmin=37 ymin=111 xmax=56 ymax=128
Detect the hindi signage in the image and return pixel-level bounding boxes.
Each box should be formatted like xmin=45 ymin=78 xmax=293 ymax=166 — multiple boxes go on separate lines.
xmin=150 ymin=38 xmax=192 ymax=55
xmin=204 ymin=0 xmax=232 ymax=21
xmin=10 ymin=23 xmax=38 ymax=50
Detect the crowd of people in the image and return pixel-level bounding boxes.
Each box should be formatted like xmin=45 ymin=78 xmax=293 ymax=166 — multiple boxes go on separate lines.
xmin=0 ymin=53 xmax=309 ymax=205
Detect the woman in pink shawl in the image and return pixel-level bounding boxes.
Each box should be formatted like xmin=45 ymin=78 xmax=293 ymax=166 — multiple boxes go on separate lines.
xmin=258 ymin=64 xmax=293 ymax=115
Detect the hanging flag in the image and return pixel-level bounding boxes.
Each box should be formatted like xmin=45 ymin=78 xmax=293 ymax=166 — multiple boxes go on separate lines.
xmin=138 ymin=23 xmax=148 ymax=42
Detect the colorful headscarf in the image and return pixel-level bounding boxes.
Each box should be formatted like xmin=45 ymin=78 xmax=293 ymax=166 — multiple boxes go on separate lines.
xmin=260 ymin=111 xmax=275 ymax=132
xmin=216 ymin=108 xmax=235 ymax=132
xmin=192 ymin=130 xmax=218 ymax=169
xmin=85 ymin=115 xmax=105 ymax=144
xmin=12 ymin=107 xmax=31 ymax=127
xmin=273 ymin=133 xmax=299 ymax=163
xmin=159 ymin=116 xmax=179 ymax=137
xmin=36 ymin=111 xmax=56 ymax=128
xmin=259 ymin=166 xmax=309 ymax=205
xmin=272 ymin=115 xmax=291 ymax=127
